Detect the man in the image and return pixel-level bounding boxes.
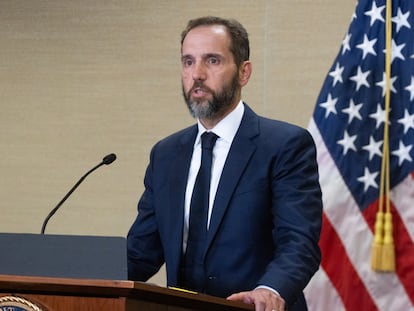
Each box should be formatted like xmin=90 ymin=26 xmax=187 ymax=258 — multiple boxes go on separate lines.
xmin=127 ymin=16 xmax=322 ymax=311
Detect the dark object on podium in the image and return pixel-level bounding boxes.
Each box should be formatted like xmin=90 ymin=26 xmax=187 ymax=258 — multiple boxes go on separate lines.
xmin=0 ymin=233 xmax=127 ymax=280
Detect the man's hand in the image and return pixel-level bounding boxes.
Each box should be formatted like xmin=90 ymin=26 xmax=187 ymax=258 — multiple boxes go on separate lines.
xmin=227 ymin=288 xmax=285 ymax=311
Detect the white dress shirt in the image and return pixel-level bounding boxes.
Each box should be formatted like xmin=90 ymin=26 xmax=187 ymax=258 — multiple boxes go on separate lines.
xmin=183 ymin=101 xmax=244 ymax=251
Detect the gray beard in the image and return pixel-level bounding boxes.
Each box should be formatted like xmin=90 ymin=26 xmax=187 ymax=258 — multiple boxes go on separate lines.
xmin=182 ymin=76 xmax=239 ymax=120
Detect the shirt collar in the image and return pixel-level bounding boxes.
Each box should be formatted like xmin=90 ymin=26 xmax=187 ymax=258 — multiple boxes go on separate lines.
xmin=196 ymin=100 xmax=244 ymax=145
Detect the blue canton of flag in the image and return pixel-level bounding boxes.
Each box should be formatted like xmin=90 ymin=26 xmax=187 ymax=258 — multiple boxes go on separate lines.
xmin=313 ymin=0 xmax=414 ymax=211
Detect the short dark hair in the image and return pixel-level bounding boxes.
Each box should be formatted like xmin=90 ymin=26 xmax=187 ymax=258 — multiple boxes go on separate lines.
xmin=181 ymin=16 xmax=250 ymax=68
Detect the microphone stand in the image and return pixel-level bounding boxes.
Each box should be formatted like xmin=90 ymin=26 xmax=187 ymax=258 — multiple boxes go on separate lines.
xmin=40 ymin=153 xmax=116 ymax=234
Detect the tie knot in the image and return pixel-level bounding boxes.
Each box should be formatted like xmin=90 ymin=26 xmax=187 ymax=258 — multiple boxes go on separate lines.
xmin=201 ymin=132 xmax=218 ymax=151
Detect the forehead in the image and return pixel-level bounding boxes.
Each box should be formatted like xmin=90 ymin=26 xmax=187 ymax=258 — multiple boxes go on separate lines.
xmin=181 ymin=25 xmax=231 ymax=55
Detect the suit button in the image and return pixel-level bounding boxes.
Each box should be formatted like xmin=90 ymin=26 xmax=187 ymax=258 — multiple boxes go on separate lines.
xmin=208 ymin=276 xmax=216 ymax=280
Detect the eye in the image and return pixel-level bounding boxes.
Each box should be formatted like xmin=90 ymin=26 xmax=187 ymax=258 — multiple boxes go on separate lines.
xmin=207 ymin=56 xmax=219 ymax=65
xmin=182 ymin=57 xmax=194 ymax=67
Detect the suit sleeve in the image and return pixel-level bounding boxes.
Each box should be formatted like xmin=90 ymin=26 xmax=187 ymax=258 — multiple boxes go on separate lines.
xmin=258 ymin=128 xmax=322 ymax=306
xmin=127 ymin=144 xmax=165 ymax=281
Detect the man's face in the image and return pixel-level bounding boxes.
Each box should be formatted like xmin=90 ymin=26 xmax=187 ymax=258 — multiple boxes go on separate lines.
xmin=181 ymin=25 xmax=240 ymax=121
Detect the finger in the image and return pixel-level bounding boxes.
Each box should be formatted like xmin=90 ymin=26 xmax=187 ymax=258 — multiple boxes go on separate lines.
xmin=227 ymin=292 xmax=254 ymax=305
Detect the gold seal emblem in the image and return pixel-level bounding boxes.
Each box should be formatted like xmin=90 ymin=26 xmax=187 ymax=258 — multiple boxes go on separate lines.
xmin=0 ymin=295 xmax=45 ymax=311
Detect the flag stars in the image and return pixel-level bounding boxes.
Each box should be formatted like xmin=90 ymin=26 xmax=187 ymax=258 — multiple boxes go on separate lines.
xmin=342 ymin=99 xmax=363 ymax=124
xmin=356 ymin=35 xmax=377 ymax=59
xmin=369 ymin=104 xmax=389 ymax=129
xmin=342 ymin=33 xmax=352 ymax=55
xmin=376 ymin=72 xmax=397 ymax=97
xmin=364 ymin=2 xmax=385 ymax=26
xmin=329 ymin=63 xmax=344 ymax=86
xmin=383 ymin=39 xmax=406 ymax=63
xmin=337 ymin=130 xmax=357 ymax=155
xmin=398 ymin=109 xmax=414 ymax=134
xmin=319 ymin=93 xmax=338 ymax=118
xmin=350 ymin=66 xmax=370 ymax=91
xmin=391 ymin=39 xmax=406 ymax=62
xmin=362 ymin=136 xmax=383 ymax=160
xmin=357 ymin=167 xmax=379 ymax=192
xmin=404 ymin=76 xmax=414 ymax=101
xmin=392 ymin=8 xmax=411 ymax=33
xmin=391 ymin=141 xmax=413 ymax=165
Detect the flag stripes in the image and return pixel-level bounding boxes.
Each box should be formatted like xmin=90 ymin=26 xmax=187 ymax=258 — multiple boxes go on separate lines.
xmin=306 ymin=120 xmax=414 ymax=310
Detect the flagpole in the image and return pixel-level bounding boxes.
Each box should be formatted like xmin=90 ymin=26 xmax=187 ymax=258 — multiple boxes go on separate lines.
xmin=371 ymin=0 xmax=395 ymax=273
xmin=381 ymin=0 xmax=395 ymax=272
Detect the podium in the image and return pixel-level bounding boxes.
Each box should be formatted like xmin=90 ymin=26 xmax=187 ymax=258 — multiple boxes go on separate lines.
xmin=0 ymin=233 xmax=253 ymax=310
xmin=0 ymin=275 xmax=253 ymax=310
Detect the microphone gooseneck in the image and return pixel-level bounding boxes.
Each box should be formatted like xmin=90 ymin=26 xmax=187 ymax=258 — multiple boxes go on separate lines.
xmin=40 ymin=153 xmax=117 ymax=234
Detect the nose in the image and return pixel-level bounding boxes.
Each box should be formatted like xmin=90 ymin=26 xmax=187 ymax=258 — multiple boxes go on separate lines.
xmin=192 ymin=62 xmax=207 ymax=81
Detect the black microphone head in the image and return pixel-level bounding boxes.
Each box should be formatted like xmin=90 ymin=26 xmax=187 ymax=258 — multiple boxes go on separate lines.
xmin=102 ymin=153 xmax=116 ymax=165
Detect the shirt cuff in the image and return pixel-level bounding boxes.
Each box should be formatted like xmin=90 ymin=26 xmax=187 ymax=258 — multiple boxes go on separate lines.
xmin=255 ymin=285 xmax=281 ymax=297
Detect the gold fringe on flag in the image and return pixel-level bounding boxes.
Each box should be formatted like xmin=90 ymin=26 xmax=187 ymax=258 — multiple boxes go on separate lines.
xmin=370 ymin=0 xmax=395 ymax=272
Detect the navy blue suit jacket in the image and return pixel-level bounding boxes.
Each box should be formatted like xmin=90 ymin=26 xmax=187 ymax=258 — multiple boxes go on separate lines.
xmin=127 ymin=104 xmax=322 ymax=309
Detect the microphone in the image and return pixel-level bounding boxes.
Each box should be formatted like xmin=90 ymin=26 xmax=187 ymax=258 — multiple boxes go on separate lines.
xmin=40 ymin=153 xmax=117 ymax=234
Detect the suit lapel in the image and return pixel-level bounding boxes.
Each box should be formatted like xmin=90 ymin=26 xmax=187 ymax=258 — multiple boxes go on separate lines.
xmin=168 ymin=126 xmax=198 ymax=278
xmin=206 ymin=105 xmax=259 ymax=249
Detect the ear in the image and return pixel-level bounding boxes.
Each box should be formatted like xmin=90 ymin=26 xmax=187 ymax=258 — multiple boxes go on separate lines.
xmin=238 ymin=61 xmax=252 ymax=87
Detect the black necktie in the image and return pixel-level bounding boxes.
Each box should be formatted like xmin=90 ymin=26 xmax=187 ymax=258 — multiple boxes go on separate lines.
xmin=181 ymin=131 xmax=218 ymax=291
xmin=188 ymin=131 xmax=218 ymax=249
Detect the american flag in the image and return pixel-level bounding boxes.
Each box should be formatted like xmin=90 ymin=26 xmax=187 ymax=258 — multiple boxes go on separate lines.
xmin=304 ymin=0 xmax=414 ymax=310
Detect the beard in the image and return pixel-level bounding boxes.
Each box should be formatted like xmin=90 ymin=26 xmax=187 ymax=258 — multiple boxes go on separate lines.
xmin=182 ymin=73 xmax=240 ymax=120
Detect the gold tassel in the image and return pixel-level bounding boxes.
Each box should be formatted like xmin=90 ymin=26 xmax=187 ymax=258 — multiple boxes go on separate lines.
xmin=371 ymin=211 xmax=384 ymax=271
xmin=381 ymin=212 xmax=395 ymax=271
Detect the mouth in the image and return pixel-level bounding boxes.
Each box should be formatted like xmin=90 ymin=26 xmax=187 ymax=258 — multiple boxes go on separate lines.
xmin=192 ymin=88 xmax=206 ymax=97
xmin=190 ymin=85 xmax=211 ymax=100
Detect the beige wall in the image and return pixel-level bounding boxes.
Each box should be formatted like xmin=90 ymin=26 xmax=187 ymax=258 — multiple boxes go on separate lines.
xmin=0 ymin=0 xmax=355 ymax=284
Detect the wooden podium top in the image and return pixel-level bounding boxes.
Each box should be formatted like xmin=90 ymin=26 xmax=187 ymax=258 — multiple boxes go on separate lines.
xmin=0 ymin=274 xmax=253 ymax=311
